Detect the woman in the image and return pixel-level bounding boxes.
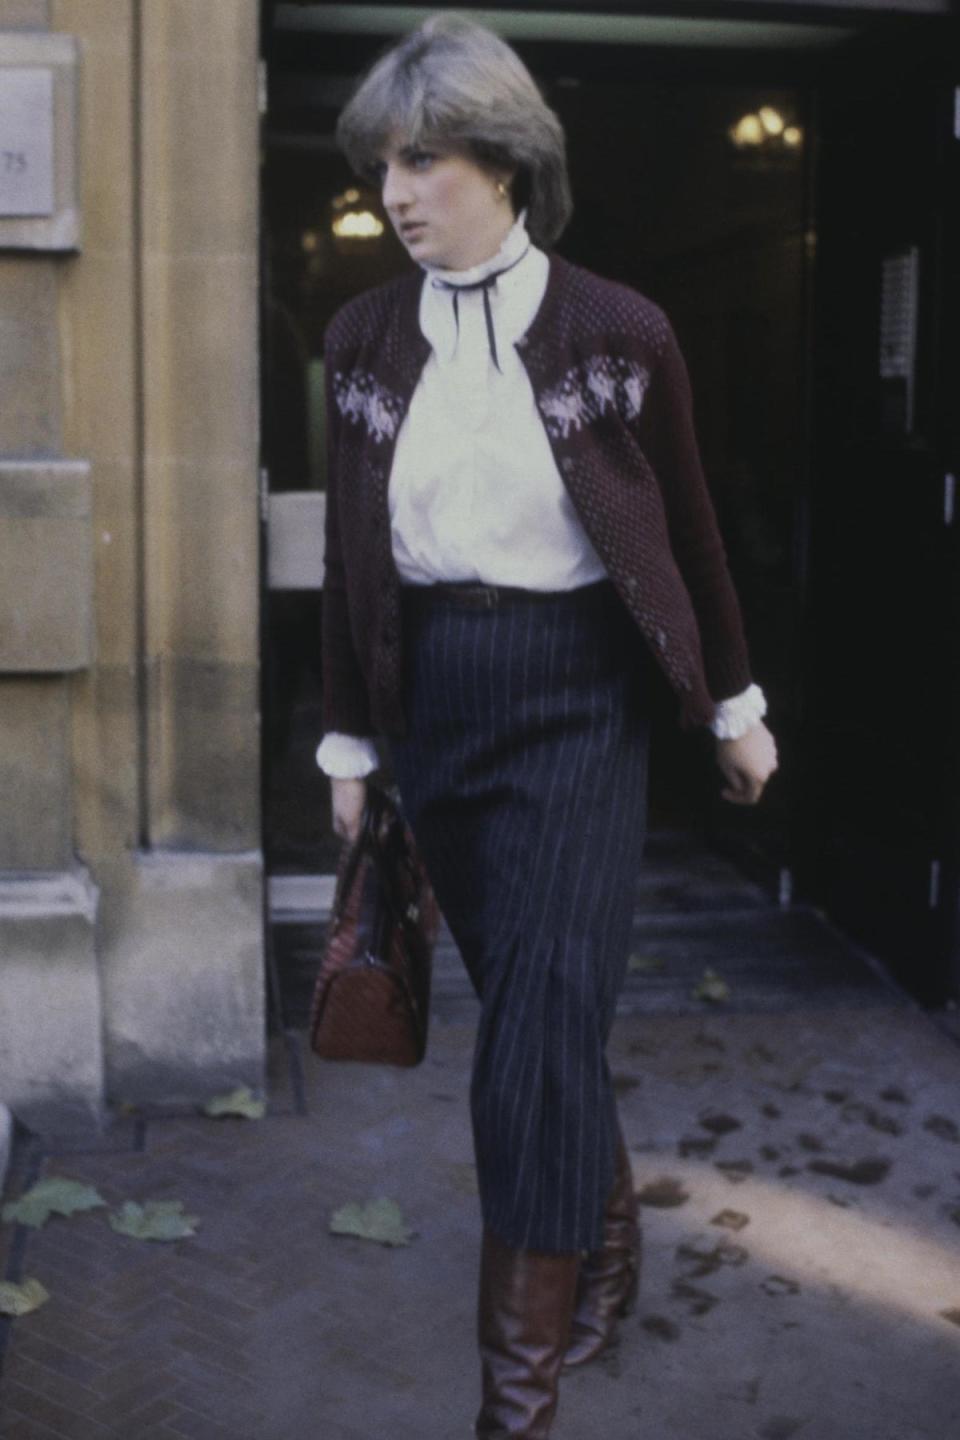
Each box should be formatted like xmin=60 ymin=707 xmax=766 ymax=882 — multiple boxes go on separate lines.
xmin=316 ymin=15 xmax=778 ymax=1437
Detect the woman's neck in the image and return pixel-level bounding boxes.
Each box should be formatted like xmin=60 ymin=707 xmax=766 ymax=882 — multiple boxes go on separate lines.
xmin=422 ymin=211 xmax=531 ymax=285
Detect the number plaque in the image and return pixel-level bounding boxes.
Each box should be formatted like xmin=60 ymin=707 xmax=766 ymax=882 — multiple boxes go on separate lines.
xmin=0 ymin=67 xmax=54 ymax=218
xmin=0 ymin=34 xmax=79 ymax=250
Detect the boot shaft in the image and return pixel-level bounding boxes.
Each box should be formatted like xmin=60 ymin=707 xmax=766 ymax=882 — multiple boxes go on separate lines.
xmin=476 ymin=1228 xmax=580 ymax=1439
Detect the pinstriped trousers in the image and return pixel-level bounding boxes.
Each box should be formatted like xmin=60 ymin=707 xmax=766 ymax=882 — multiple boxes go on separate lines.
xmin=389 ymin=578 xmax=653 ymax=1254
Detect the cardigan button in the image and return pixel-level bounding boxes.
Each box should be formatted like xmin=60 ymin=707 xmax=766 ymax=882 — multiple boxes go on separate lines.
xmin=654 ymin=627 xmax=668 ymax=651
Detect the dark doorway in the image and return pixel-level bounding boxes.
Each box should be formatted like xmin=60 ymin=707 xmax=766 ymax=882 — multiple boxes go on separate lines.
xmin=797 ymin=23 xmax=960 ymax=1002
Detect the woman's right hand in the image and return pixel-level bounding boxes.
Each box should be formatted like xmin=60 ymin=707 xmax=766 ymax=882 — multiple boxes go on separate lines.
xmin=331 ymin=777 xmax=367 ymax=845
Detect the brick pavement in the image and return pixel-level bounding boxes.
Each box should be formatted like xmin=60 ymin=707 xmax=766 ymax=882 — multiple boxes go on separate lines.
xmin=2 ymin=992 xmax=960 ymax=1439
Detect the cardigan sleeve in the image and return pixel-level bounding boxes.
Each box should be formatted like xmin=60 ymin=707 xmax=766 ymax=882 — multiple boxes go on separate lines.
xmin=321 ymin=336 xmax=376 ymax=737
xmin=634 ymin=316 xmax=755 ymax=705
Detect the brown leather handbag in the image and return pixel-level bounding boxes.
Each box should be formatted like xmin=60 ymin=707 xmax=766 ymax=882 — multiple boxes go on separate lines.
xmin=309 ymin=783 xmax=439 ymax=1067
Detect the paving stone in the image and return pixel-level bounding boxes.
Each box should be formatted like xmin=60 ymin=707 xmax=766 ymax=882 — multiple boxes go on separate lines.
xmin=0 ymin=1380 xmax=117 ymax=1439
xmin=2 ymin=892 xmax=960 ymax=1438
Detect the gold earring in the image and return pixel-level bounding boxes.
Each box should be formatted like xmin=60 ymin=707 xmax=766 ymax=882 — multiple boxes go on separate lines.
xmin=496 ymin=180 xmax=508 ymax=199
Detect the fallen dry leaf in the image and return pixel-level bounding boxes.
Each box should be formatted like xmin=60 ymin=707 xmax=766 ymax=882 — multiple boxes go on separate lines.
xmin=716 ymin=1159 xmax=754 ymax=1183
xmin=797 ymin=1132 xmax=825 ymax=1152
xmin=636 ymin=1176 xmax=689 ymax=1208
xmin=807 ymin=1157 xmax=891 ymax=1186
xmin=672 ymin=1279 xmax=719 ymax=1315
xmin=676 ymin=1239 xmax=748 ymax=1278
xmin=677 ymin=1135 xmax=717 ymax=1159
xmin=641 ymin=1314 xmax=681 ymax=1341
xmin=711 ymin=1208 xmax=750 ymax=1232
xmin=693 ymin=968 xmax=730 ymax=1003
xmin=699 ymin=1111 xmax=742 ymax=1136
xmin=924 ymin=1115 xmax=959 ymax=1144
xmin=762 ymin=1274 xmax=800 ymax=1297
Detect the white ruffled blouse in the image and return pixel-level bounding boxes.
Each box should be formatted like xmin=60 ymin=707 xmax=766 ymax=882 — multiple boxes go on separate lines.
xmin=317 ymin=214 xmax=766 ymax=779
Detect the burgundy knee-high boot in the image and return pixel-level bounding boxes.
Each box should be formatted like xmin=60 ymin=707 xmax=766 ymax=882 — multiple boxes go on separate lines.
xmin=562 ymin=1127 xmax=640 ymax=1369
xmin=475 ymin=1227 xmax=580 ymax=1438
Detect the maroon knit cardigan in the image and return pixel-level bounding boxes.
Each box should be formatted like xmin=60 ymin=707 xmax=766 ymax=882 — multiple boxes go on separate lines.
xmin=321 ymin=253 xmax=754 ymax=738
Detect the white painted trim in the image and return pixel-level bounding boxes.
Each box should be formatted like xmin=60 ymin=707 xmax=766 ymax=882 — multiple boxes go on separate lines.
xmin=267 ymin=491 xmax=325 ymax=590
xmin=268 ymin=873 xmax=337 ymax=920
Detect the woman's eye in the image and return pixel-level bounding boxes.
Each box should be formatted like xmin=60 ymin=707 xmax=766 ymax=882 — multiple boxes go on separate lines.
xmin=409 ymin=150 xmax=435 ymax=170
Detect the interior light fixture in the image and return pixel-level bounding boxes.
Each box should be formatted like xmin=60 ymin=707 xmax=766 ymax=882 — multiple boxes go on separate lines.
xmin=728 ymin=108 xmax=802 ymax=152
xmin=331 ymin=209 xmax=384 ymax=239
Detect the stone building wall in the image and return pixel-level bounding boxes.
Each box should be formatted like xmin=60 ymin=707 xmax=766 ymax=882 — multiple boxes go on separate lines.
xmin=0 ymin=0 xmax=264 ymax=1131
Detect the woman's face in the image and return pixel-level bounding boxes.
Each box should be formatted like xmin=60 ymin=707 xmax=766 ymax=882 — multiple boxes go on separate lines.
xmin=374 ymin=136 xmax=515 ymax=270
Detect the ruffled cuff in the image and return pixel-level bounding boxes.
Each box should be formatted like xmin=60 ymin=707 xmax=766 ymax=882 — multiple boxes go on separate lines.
xmin=315 ymin=732 xmax=380 ymax=779
xmin=708 ymin=683 xmax=768 ymax=741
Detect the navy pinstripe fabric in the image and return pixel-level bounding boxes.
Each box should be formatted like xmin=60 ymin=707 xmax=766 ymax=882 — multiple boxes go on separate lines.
xmin=389 ymin=579 xmax=653 ymax=1253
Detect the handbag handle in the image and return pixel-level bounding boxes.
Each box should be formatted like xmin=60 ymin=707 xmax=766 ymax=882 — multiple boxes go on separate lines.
xmin=329 ymin=785 xmax=380 ymax=928
xmin=329 ymin=783 xmax=410 ymax=931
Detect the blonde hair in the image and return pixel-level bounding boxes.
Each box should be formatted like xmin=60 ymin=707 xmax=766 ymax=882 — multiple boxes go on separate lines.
xmin=335 ymin=13 xmax=573 ymax=248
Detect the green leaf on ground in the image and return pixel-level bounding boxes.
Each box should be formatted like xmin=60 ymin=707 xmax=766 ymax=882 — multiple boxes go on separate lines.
xmin=0 ymin=1278 xmax=50 ymax=1316
xmin=108 ymin=1199 xmax=199 ymax=1241
xmin=202 ymin=1085 xmax=266 ymax=1120
xmin=693 ymin=968 xmax=731 ymax=1003
xmin=2 ymin=1177 xmax=106 ymax=1229
xmin=628 ymin=952 xmax=666 ymax=974
xmin=329 ymin=1197 xmax=413 ymax=1247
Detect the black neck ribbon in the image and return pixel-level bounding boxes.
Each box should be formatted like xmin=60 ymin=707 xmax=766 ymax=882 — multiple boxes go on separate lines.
xmin=432 ymin=246 xmax=530 ymax=373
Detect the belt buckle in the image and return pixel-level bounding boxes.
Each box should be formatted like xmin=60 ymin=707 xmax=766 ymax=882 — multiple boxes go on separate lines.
xmin=452 ymin=583 xmax=498 ymax=609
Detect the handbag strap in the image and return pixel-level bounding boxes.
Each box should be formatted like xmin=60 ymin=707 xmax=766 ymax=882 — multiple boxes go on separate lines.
xmin=330 ymin=783 xmax=411 ymax=929
xmin=330 ymin=786 xmax=381 ymax=927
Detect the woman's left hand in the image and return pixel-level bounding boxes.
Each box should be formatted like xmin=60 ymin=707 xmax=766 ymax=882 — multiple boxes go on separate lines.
xmin=715 ymin=720 xmax=778 ymax=805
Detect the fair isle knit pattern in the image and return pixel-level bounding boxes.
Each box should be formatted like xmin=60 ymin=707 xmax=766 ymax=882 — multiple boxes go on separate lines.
xmin=332 ymin=370 xmax=404 ymax=445
xmin=321 ymin=253 xmax=756 ymax=740
xmin=539 ymin=357 xmax=652 ymax=440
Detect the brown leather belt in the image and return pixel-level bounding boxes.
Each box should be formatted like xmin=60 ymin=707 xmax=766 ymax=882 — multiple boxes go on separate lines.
xmin=401 ymin=580 xmax=610 ymax=610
